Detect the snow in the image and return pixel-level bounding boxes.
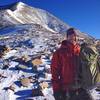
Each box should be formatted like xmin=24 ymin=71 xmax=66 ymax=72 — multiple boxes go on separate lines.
xmin=45 ymin=73 xmax=52 ymax=80
xmin=43 ymin=25 xmax=57 ymax=33
xmin=8 ymin=90 xmax=16 ymax=100
xmin=3 ymin=50 xmax=17 ymax=59
xmin=6 ymin=10 xmax=24 ymax=24
xmin=42 ymin=88 xmax=55 ymax=100
xmin=9 ymin=61 xmax=19 ymax=68
xmin=16 ymin=2 xmax=25 ymax=11
xmin=0 ymin=72 xmax=18 ymax=92
xmin=0 ymin=52 xmax=54 ymax=100
xmin=0 ymin=90 xmax=9 ymax=100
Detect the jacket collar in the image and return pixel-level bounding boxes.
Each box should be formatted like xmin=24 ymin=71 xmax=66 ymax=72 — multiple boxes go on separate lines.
xmin=60 ymin=40 xmax=80 ymax=55
xmin=61 ymin=40 xmax=76 ymax=48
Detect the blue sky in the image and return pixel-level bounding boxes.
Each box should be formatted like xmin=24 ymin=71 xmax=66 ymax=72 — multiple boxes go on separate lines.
xmin=0 ymin=0 xmax=100 ymax=39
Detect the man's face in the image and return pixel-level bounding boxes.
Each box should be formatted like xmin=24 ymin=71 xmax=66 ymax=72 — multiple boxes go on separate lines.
xmin=67 ymin=34 xmax=77 ymax=44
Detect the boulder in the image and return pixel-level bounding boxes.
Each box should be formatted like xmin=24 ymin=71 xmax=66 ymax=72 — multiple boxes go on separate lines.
xmin=20 ymin=78 xmax=31 ymax=87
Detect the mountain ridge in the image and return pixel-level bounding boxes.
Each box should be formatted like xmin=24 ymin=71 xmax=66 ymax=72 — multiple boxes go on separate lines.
xmin=0 ymin=2 xmax=70 ymax=34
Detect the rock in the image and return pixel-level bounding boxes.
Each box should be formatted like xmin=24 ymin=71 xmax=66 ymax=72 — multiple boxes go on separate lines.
xmin=32 ymin=59 xmax=42 ymax=66
xmin=20 ymin=78 xmax=31 ymax=87
xmin=32 ymin=88 xmax=43 ymax=97
xmin=40 ymin=82 xmax=49 ymax=89
xmin=18 ymin=64 xmax=28 ymax=69
xmin=21 ymin=55 xmax=30 ymax=62
xmin=45 ymin=68 xmax=51 ymax=74
xmin=9 ymin=85 xmax=15 ymax=92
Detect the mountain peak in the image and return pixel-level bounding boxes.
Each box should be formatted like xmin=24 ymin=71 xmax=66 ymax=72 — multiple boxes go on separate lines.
xmin=11 ymin=2 xmax=26 ymax=11
xmin=0 ymin=2 xmax=26 ymax=11
xmin=16 ymin=2 xmax=25 ymax=5
xmin=0 ymin=2 xmax=69 ymax=33
xmin=8 ymin=2 xmax=26 ymax=11
xmin=15 ymin=2 xmax=27 ymax=8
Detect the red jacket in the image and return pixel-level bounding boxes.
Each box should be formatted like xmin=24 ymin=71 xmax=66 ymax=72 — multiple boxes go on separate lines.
xmin=51 ymin=40 xmax=80 ymax=92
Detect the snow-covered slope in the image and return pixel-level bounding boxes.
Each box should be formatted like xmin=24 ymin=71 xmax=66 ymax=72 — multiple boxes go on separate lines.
xmin=0 ymin=24 xmax=63 ymax=55
xmin=0 ymin=2 xmax=69 ymax=33
xmin=0 ymin=1 xmax=95 ymax=43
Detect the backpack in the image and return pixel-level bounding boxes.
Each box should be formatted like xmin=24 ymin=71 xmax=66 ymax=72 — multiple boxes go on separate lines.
xmin=79 ymin=43 xmax=100 ymax=89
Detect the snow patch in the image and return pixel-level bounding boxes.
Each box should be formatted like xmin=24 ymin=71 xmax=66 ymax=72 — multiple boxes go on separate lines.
xmin=6 ymin=10 xmax=24 ymax=24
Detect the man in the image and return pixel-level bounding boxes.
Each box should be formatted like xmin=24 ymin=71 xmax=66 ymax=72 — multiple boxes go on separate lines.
xmin=51 ymin=28 xmax=81 ymax=100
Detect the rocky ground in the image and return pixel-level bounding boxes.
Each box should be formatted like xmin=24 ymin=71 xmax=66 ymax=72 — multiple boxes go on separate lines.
xmin=0 ymin=45 xmax=100 ymax=100
xmin=0 ymin=48 xmax=55 ymax=100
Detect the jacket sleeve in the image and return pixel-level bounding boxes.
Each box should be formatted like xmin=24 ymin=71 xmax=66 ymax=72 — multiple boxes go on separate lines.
xmin=51 ymin=50 xmax=61 ymax=92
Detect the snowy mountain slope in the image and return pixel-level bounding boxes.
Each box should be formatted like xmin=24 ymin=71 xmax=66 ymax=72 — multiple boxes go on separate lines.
xmin=0 ymin=1 xmax=95 ymax=43
xmin=0 ymin=24 xmax=63 ymax=56
xmin=0 ymin=2 xmax=69 ymax=33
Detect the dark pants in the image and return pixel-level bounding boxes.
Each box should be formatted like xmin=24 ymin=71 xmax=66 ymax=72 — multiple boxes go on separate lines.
xmin=54 ymin=91 xmax=67 ymax=100
xmin=54 ymin=88 xmax=92 ymax=100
